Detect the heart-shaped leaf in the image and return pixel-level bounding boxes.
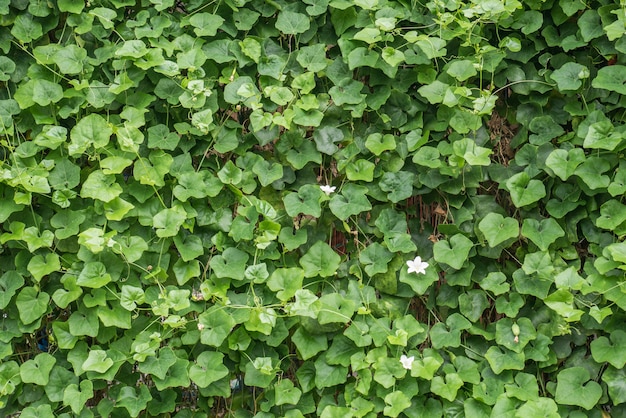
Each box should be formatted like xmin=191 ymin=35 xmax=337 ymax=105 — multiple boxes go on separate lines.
xmin=478 ymin=213 xmax=519 ymax=247
xmin=555 ymin=367 xmax=602 ymax=410
xmin=433 ymin=234 xmax=473 ymax=269
xmin=506 ymin=172 xmax=546 ymax=207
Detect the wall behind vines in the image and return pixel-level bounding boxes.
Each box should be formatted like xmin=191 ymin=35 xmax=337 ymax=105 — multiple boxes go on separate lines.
xmin=1 ymin=0 xmax=626 ymax=416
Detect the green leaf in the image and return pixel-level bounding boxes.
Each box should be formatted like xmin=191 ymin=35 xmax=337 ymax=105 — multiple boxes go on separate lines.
xmin=345 ymin=159 xmax=375 ymax=181
xmin=544 ymin=289 xmax=584 ymax=322
xmin=244 ymin=357 xmax=276 ymax=388
xmin=515 ymin=398 xmax=560 ymax=418
xmin=275 ymin=11 xmax=310 ymax=34
xmin=274 ymin=378 xmax=302 ymax=406
xmin=590 ymin=330 xmax=626 ymax=368
xmin=69 ymin=114 xmax=113 ymax=155
xmin=512 ymin=10 xmax=543 ymax=34
xmin=27 ymin=252 xmax=60 ymax=282
xmin=365 ymin=133 xmax=396 ymax=155
xmin=383 ymin=391 xmax=412 ymax=417
xmin=545 ymin=148 xmax=585 ymax=181
xmin=554 ymin=267 xmax=585 ymax=291
xmin=446 ymin=59 xmax=478 ymax=81
xmin=577 ymin=10 xmax=604 ymax=42
xmin=11 ymin=14 xmax=43 ymax=43
xmin=583 ymin=120 xmax=623 ymax=151
xmin=117 ymin=385 xmax=153 ymax=417
xmin=430 ymin=373 xmax=464 ymax=402
xmin=147 ymin=124 xmax=180 ymax=150
xmin=415 ymin=36 xmax=447 ymax=59
xmin=32 ymin=80 xmax=63 ymax=106
xmin=314 ymin=353 xmax=348 ymax=389
xmin=550 ymin=62 xmax=590 ymax=91
xmin=120 ymin=285 xmax=144 ymax=311
xmin=51 ymin=321 xmax=78 ymax=349
xmin=253 ymin=159 xmax=283 ymax=186
xmin=297 ymin=44 xmax=328 ymax=72
xmin=506 ymin=172 xmax=546 ymax=207
xmin=359 ymin=243 xmax=393 ymax=276
xmin=198 ymin=306 xmax=236 ymax=347
xmin=592 ymin=65 xmax=626 ymax=94
xmin=0 ymin=271 xmax=24 ymax=309
xmin=111 ymin=236 xmax=148 ymax=263
xmin=529 ymin=115 xmax=564 ymax=145
xmin=459 ymin=289 xmax=489 ymax=322
xmin=82 ymin=350 xmax=113 ymax=373
xmin=379 ymin=171 xmax=415 ymax=203
xmin=300 ymin=241 xmax=341 ymax=278
xmin=484 ymin=346 xmax=525 ymax=374
xmin=575 ymin=156 xmax=611 ymax=189
xmin=80 ymin=170 xmax=122 ymax=202
xmin=268 ymin=267 xmax=304 ymax=301
xmin=103 ymin=196 xmax=134 ymax=221
xmin=453 ymin=137 xmax=492 ymax=166
xmin=478 ymin=213 xmax=519 ymax=247
xmin=138 ymin=347 xmax=177 ymax=380
xmin=62 ymin=380 xmax=93 ymax=414
xmin=46 ymin=366 xmax=78 ymax=402
xmin=68 ymin=307 xmax=99 ymax=337
xmin=148 ymin=358 xmax=191 ymax=394
xmin=174 ymin=171 xmax=222 ymax=201
xmin=20 ymin=353 xmax=56 ymax=385
xmin=433 ymin=234 xmax=473 ymax=269
xmin=596 ymin=199 xmax=626 ymax=230
xmin=520 ymin=218 xmax=565 ymax=251
xmin=329 ymin=78 xmax=366 ymax=105
xmin=479 ymin=272 xmax=510 ymax=295
xmin=49 ymin=159 xmax=81 ymax=190
xmin=495 ymin=317 xmax=537 ymax=353
xmin=58 ymin=0 xmax=84 ymax=13
xmin=318 ymin=293 xmax=356 ymax=324
xmin=52 ymin=45 xmax=86 ymax=74
xmin=417 ymin=80 xmax=451 ymax=104
xmin=283 ymin=184 xmax=325 ymax=217
xmin=354 ymin=27 xmax=381 ymax=44
xmin=210 ymin=247 xmax=248 ymax=279
xmin=399 ymin=264 xmax=439 ymax=295
xmin=292 ymin=326 xmax=328 ymax=360
xmin=173 ymin=234 xmax=203 ymax=262
xmin=381 ymin=47 xmax=405 ymax=67
xmin=555 ymin=367 xmax=602 ymax=410
xmin=329 ymin=184 xmax=372 ymax=220
xmin=313 ymin=126 xmax=344 ymax=155
xmin=76 ymin=261 xmax=112 ymax=288
xmin=188 ymin=13 xmax=224 ymax=36
xmin=505 ymin=372 xmax=539 ymax=401
xmin=412 ymin=146 xmax=442 ymax=168
xmin=16 ymin=287 xmax=49 ymax=325
xmin=152 ymin=205 xmax=187 ymax=237
xmin=602 ymin=366 xmax=626 ymax=405
xmin=189 ymin=351 xmax=229 ymax=388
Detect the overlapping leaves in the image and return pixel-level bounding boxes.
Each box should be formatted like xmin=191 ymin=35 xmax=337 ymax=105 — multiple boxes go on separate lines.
xmin=0 ymin=0 xmax=625 ymax=416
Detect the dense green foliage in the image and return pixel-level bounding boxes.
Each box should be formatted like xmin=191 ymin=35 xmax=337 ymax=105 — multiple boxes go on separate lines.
xmin=1 ymin=0 xmax=626 ymax=416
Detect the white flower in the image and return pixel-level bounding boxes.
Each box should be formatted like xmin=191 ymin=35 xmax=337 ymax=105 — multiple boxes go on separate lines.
xmin=406 ymin=256 xmax=428 ymax=275
xmin=400 ymin=354 xmax=414 ymax=370
xmin=320 ymin=185 xmax=336 ymax=195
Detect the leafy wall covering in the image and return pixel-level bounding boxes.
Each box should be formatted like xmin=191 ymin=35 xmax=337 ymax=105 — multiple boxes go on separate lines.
xmin=1 ymin=0 xmax=626 ymax=416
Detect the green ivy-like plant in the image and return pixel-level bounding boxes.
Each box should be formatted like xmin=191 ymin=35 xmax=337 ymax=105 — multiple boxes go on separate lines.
xmin=1 ymin=0 xmax=626 ymax=417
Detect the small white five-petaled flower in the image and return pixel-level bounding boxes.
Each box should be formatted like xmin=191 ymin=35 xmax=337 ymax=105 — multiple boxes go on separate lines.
xmin=400 ymin=354 xmax=414 ymax=370
xmin=320 ymin=185 xmax=336 ymax=195
xmin=406 ymin=256 xmax=428 ymax=275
